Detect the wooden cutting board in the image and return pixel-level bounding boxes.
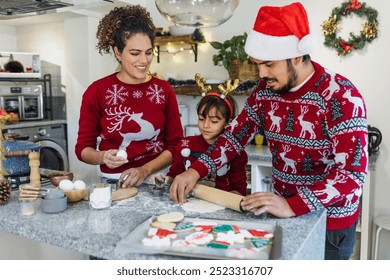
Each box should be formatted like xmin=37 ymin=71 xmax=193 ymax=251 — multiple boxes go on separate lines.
xmin=82 ymin=187 xmax=138 ymax=201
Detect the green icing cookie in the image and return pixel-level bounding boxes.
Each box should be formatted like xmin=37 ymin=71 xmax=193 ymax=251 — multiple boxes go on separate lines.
xmin=174 ymin=223 xmax=195 ymax=232
xmin=207 ymin=241 xmax=229 ymax=249
xmin=212 ymin=224 xmax=233 ymax=233
xmin=251 ymin=238 xmax=271 ymax=249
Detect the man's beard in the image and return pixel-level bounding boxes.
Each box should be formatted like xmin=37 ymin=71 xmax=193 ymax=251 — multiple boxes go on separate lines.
xmin=263 ymin=60 xmax=298 ymax=94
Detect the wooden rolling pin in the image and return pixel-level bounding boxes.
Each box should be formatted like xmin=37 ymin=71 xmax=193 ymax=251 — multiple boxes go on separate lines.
xmin=192 ymin=184 xmax=244 ymax=212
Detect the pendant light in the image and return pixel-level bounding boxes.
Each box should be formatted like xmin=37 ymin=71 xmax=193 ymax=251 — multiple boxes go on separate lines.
xmin=155 ymin=0 xmax=240 ymax=28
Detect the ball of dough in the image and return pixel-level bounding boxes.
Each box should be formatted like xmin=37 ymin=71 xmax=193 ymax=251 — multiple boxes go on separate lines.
xmin=59 ymin=179 xmax=74 ymax=191
xmin=116 ymin=149 xmax=127 ymax=159
xmin=73 ymin=180 xmax=86 ymax=190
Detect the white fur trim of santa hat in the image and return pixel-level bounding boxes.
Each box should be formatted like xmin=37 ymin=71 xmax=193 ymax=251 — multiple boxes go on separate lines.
xmin=244 ymin=2 xmax=317 ymax=61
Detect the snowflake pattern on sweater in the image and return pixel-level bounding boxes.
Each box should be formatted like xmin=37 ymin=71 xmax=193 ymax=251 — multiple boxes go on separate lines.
xmin=190 ymin=62 xmax=368 ymax=230
xmin=75 ymin=73 xmax=183 ymax=175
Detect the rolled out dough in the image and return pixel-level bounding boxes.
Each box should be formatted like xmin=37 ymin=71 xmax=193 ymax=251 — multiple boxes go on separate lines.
xmin=181 ymin=199 xmax=225 ymax=213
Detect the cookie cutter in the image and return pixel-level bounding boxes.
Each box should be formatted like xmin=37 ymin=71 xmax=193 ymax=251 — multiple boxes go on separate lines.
xmin=147 ymin=178 xmax=169 ymax=196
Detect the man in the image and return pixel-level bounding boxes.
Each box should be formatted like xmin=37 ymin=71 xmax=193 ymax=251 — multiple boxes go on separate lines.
xmin=170 ymin=2 xmax=368 ymax=260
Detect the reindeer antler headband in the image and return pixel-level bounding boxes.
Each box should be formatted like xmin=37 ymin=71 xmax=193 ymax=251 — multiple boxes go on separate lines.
xmin=195 ymin=73 xmax=239 ymax=118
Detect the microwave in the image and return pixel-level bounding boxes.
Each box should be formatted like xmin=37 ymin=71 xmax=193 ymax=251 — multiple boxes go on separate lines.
xmin=0 ymin=85 xmax=44 ymax=120
xmin=0 ymin=52 xmax=41 ymax=79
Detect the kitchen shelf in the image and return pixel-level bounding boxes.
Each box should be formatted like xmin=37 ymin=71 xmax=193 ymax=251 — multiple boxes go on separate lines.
xmin=154 ymin=34 xmax=205 ymax=63
xmin=0 ymin=74 xmax=53 ymax=120
xmin=172 ymin=84 xmax=254 ymax=96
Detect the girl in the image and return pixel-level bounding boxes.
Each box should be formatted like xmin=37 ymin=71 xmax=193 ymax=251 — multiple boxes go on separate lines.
xmin=152 ymin=77 xmax=248 ymax=196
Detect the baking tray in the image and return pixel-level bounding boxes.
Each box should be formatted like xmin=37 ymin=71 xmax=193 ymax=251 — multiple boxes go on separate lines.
xmin=115 ymin=216 xmax=279 ymax=260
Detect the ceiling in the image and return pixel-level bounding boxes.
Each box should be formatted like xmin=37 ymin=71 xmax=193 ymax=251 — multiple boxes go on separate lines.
xmin=0 ymin=0 xmax=124 ymax=25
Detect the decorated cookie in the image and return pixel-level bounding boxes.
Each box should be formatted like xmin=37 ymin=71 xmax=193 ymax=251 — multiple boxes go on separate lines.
xmin=174 ymin=223 xmax=195 ymax=232
xmin=226 ymin=248 xmax=260 ymax=259
xmin=207 ymin=241 xmax=230 ymax=249
xmin=215 ymin=231 xmax=245 ymax=245
xmin=171 ymin=239 xmax=195 ymax=247
xmin=185 ymin=232 xmax=214 ymax=245
xmin=195 ymin=225 xmax=214 ymax=233
xmin=241 ymin=229 xmax=273 ymax=239
xmin=151 ymin=221 xmax=176 ymax=230
xmin=157 ymin=212 xmax=184 ymax=223
xmin=251 ymin=238 xmax=272 ymax=249
xmin=212 ymin=224 xmax=234 ymax=233
xmin=148 ymin=227 xmax=177 ymax=239
xmin=142 ymin=236 xmax=171 ymax=247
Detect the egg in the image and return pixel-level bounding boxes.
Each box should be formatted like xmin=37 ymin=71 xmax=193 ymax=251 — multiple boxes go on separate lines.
xmin=116 ymin=149 xmax=127 ymax=159
xmin=73 ymin=180 xmax=86 ymax=190
xmin=59 ymin=179 xmax=74 ymax=191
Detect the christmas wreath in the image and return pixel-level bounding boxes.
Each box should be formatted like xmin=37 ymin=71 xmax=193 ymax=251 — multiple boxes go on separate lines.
xmin=322 ymin=0 xmax=378 ymax=56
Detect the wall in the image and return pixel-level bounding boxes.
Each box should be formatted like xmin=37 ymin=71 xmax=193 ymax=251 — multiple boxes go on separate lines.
xmin=0 ymin=0 xmax=389 ymax=259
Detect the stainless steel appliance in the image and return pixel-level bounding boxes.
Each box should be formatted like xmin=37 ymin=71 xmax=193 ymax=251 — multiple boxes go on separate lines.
xmin=0 ymin=85 xmax=44 ymax=120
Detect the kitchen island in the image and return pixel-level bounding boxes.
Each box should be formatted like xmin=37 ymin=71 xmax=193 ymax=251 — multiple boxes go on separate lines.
xmin=0 ymin=184 xmax=326 ymax=260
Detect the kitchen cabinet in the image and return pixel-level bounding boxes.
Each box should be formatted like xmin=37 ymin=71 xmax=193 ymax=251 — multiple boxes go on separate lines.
xmin=154 ymin=34 xmax=205 ymax=63
xmin=245 ymin=145 xmax=272 ymax=193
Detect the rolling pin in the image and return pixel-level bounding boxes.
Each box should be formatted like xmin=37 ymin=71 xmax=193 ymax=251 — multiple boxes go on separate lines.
xmin=192 ymin=184 xmax=244 ymax=212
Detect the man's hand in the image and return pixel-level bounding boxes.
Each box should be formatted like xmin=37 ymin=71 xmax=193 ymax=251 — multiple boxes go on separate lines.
xmin=241 ymin=192 xmax=295 ymax=218
xmin=170 ymin=169 xmax=200 ymax=204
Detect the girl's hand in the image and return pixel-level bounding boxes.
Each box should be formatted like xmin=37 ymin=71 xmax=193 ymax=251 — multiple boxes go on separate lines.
xmin=119 ymin=166 xmax=149 ymax=188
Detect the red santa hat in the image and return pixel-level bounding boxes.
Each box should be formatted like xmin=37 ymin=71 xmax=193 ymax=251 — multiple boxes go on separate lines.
xmin=244 ymin=2 xmax=317 ymax=61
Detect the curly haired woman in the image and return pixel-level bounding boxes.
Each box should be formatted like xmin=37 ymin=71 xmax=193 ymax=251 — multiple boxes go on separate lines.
xmin=75 ymin=5 xmax=183 ymax=188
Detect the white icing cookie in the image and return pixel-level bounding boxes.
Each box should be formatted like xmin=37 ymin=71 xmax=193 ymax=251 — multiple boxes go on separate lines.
xmin=216 ymin=231 xmax=245 ymax=245
xmin=185 ymin=232 xmax=214 ymax=246
xmin=157 ymin=212 xmax=184 ymax=223
xmin=171 ymin=239 xmax=196 ymax=247
xmin=151 ymin=221 xmax=176 ymax=230
xmin=226 ymin=247 xmax=260 ymax=259
xmin=148 ymin=227 xmax=177 ymax=239
xmin=142 ymin=236 xmax=171 ymax=247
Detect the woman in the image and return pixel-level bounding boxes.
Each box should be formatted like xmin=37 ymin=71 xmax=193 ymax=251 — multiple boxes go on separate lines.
xmin=75 ymin=5 xmax=183 ymax=188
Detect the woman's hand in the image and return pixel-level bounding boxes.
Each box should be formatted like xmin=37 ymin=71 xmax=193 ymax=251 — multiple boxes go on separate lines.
xmin=241 ymin=192 xmax=295 ymax=218
xmin=103 ymin=149 xmax=128 ymax=169
xmin=119 ymin=166 xmax=149 ymax=188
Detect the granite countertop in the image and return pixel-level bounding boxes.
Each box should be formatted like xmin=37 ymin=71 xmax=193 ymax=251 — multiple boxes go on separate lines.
xmin=0 ymin=184 xmax=326 ymax=260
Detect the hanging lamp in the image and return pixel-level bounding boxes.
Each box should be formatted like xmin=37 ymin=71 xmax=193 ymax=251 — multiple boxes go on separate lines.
xmin=155 ymin=0 xmax=240 ymax=28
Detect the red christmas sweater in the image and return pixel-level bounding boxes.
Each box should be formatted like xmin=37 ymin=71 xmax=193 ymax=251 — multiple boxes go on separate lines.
xmin=190 ymin=62 xmax=368 ymax=230
xmin=75 ymin=73 xmax=183 ymax=174
xmin=167 ymin=135 xmax=248 ymax=196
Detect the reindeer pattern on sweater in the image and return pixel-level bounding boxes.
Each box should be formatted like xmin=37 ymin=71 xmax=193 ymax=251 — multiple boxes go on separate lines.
xmin=190 ymin=61 xmax=368 ymax=230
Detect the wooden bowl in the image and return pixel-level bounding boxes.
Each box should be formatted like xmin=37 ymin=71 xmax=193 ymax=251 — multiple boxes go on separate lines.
xmin=48 ymin=172 xmax=74 ymax=187
xmin=63 ymin=188 xmax=88 ymax=203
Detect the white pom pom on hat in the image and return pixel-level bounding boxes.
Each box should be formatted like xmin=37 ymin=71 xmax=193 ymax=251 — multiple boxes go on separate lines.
xmin=181 ymin=148 xmax=191 ymax=157
xmin=244 ymin=2 xmax=317 ymax=61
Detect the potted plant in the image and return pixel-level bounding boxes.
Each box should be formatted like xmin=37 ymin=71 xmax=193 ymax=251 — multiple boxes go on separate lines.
xmin=210 ymin=32 xmax=259 ymax=81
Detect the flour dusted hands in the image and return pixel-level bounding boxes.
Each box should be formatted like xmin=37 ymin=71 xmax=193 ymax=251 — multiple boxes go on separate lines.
xmin=103 ymin=149 xmax=128 ymax=169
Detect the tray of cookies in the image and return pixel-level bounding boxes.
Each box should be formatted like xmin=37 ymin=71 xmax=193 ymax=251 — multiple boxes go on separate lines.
xmin=115 ymin=212 xmax=277 ymax=260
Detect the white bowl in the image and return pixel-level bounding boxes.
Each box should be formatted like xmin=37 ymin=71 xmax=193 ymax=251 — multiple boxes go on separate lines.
xmin=169 ymin=26 xmax=196 ymax=36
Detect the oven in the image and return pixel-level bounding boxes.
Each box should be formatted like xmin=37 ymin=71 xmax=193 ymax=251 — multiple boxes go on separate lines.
xmin=0 ymin=85 xmax=44 ymax=120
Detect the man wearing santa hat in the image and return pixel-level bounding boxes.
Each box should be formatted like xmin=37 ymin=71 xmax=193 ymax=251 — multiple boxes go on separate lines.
xmin=170 ymin=2 xmax=368 ymax=260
